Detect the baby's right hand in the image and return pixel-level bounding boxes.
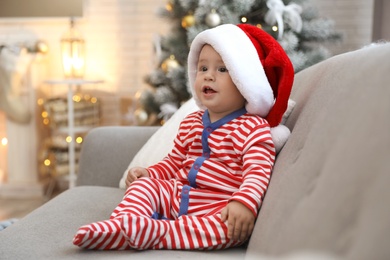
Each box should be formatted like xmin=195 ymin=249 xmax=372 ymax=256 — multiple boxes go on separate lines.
xmin=125 ymin=167 xmax=150 ymax=188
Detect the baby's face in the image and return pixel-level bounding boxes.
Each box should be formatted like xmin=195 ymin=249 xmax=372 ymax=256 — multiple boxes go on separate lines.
xmin=194 ymin=44 xmax=246 ymax=122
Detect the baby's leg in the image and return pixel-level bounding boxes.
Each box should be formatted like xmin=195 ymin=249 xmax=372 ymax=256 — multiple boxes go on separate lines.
xmin=111 ymin=177 xmax=176 ymax=220
xmin=73 ymin=178 xmax=176 ymax=250
xmin=111 ymin=211 xmax=243 ymax=250
xmin=152 ymin=214 xmax=243 ymax=250
xmin=74 ymin=212 xmax=242 ymax=251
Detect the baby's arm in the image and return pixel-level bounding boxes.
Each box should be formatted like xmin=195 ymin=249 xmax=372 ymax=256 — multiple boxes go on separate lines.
xmin=125 ymin=167 xmax=150 ymax=188
xmin=220 ymin=201 xmax=255 ymax=242
xmin=221 ymin=121 xmax=274 ymax=241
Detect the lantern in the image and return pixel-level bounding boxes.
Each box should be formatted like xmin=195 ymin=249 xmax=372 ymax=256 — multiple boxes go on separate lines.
xmin=61 ymin=18 xmax=85 ymax=78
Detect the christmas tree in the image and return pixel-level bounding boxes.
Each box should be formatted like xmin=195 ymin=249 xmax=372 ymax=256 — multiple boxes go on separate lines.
xmin=139 ymin=0 xmax=342 ymax=125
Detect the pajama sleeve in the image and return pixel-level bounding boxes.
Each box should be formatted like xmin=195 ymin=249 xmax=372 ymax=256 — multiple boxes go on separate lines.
xmin=229 ymin=123 xmax=276 ymax=217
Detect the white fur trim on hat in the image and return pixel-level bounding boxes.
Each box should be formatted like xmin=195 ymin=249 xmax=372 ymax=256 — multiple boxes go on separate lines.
xmin=188 ymin=24 xmax=274 ymax=117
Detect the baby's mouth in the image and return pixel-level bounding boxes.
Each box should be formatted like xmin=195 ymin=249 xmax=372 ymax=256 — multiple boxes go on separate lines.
xmin=202 ymin=86 xmax=217 ymax=94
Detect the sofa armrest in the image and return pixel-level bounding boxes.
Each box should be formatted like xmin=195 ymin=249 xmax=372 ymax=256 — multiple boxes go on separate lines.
xmin=76 ymin=126 xmax=159 ymax=187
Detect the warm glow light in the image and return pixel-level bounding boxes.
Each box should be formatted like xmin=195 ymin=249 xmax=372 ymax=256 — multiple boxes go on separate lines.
xmin=166 ymin=3 xmax=173 ymax=11
xmin=76 ymin=137 xmax=83 ymax=144
xmin=44 ymin=159 xmax=51 ymax=166
xmin=61 ymin=18 xmax=86 ymax=78
xmin=43 ymin=118 xmax=50 ymax=125
xmin=37 ymin=98 xmax=44 ymax=105
xmin=91 ymin=97 xmax=97 ymax=103
xmin=272 ymin=26 xmax=278 ymax=32
xmin=66 ymin=136 xmax=72 ymax=143
xmin=241 ymin=16 xmax=248 ymax=23
xmin=73 ymin=95 xmax=81 ymax=102
xmin=1 ymin=137 xmax=7 ymax=146
xmin=41 ymin=111 xmax=48 ymax=118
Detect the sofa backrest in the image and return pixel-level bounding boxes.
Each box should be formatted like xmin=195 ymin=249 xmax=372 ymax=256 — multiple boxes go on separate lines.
xmin=246 ymin=43 xmax=390 ymax=259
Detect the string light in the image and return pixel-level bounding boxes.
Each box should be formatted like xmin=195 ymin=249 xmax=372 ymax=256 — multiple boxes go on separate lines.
xmin=76 ymin=136 xmax=83 ymax=144
xmin=44 ymin=159 xmax=51 ymax=166
xmin=38 ymin=93 xmax=100 ymax=177
xmin=73 ymin=94 xmax=82 ymax=102
xmin=272 ymin=26 xmax=278 ymax=32
xmin=41 ymin=111 xmax=48 ymax=118
xmin=37 ymin=98 xmax=44 ymax=105
xmin=239 ymin=8 xmax=266 ymax=25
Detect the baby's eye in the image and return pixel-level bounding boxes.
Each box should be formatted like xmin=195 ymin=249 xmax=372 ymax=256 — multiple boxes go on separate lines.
xmin=198 ymin=66 xmax=207 ymax=72
xmin=218 ymin=67 xmax=228 ymax=72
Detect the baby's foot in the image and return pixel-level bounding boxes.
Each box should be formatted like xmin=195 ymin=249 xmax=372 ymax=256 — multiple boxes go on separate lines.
xmin=73 ymin=218 xmax=129 ymax=250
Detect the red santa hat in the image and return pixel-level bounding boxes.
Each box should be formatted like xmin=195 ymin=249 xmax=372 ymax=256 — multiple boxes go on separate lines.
xmin=187 ymin=23 xmax=294 ymax=127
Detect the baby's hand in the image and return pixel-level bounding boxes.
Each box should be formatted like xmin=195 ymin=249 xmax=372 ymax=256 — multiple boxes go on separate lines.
xmin=220 ymin=201 xmax=255 ymax=241
xmin=125 ymin=167 xmax=150 ymax=188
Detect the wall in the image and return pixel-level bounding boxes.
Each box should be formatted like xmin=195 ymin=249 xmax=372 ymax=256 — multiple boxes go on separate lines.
xmin=372 ymin=0 xmax=390 ymax=41
xmin=0 ymin=0 xmax=377 ymax=117
xmin=0 ymin=0 xmax=82 ymax=17
xmin=310 ymin=0 xmax=375 ymax=54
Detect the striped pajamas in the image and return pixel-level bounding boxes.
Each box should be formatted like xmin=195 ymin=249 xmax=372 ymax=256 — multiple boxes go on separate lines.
xmin=73 ymin=109 xmax=275 ymax=250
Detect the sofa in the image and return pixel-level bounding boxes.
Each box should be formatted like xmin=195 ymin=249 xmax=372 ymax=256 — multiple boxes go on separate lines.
xmin=1 ymin=43 xmax=389 ymax=259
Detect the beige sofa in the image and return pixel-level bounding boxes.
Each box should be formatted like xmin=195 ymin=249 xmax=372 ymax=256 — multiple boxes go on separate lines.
xmin=1 ymin=43 xmax=389 ymax=259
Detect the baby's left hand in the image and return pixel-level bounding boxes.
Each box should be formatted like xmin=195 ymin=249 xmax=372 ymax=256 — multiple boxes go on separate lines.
xmin=220 ymin=201 xmax=255 ymax=241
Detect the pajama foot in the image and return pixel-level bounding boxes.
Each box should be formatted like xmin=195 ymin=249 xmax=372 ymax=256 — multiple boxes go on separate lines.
xmin=73 ymin=218 xmax=130 ymax=250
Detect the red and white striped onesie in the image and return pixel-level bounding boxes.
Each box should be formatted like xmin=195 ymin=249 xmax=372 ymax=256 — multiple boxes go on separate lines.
xmin=73 ymin=108 xmax=275 ymax=250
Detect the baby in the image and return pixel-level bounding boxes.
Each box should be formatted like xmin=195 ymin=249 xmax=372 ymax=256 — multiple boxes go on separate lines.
xmin=73 ymin=23 xmax=294 ymax=250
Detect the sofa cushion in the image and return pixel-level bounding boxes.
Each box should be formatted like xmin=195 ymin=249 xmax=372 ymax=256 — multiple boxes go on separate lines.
xmin=0 ymin=186 xmax=245 ymax=259
xmin=0 ymin=186 xmax=124 ymax=259
xmin=246 ymin=43 xmax=390 ymax=259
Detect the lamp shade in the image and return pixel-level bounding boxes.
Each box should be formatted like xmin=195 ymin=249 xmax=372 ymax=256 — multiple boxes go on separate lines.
xmin=61 ymin=19 xmax=85 ymax=78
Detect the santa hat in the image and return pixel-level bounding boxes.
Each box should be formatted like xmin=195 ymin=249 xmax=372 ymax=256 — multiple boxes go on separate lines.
xmin=187 ymin=23 xmax=294 ymax=127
